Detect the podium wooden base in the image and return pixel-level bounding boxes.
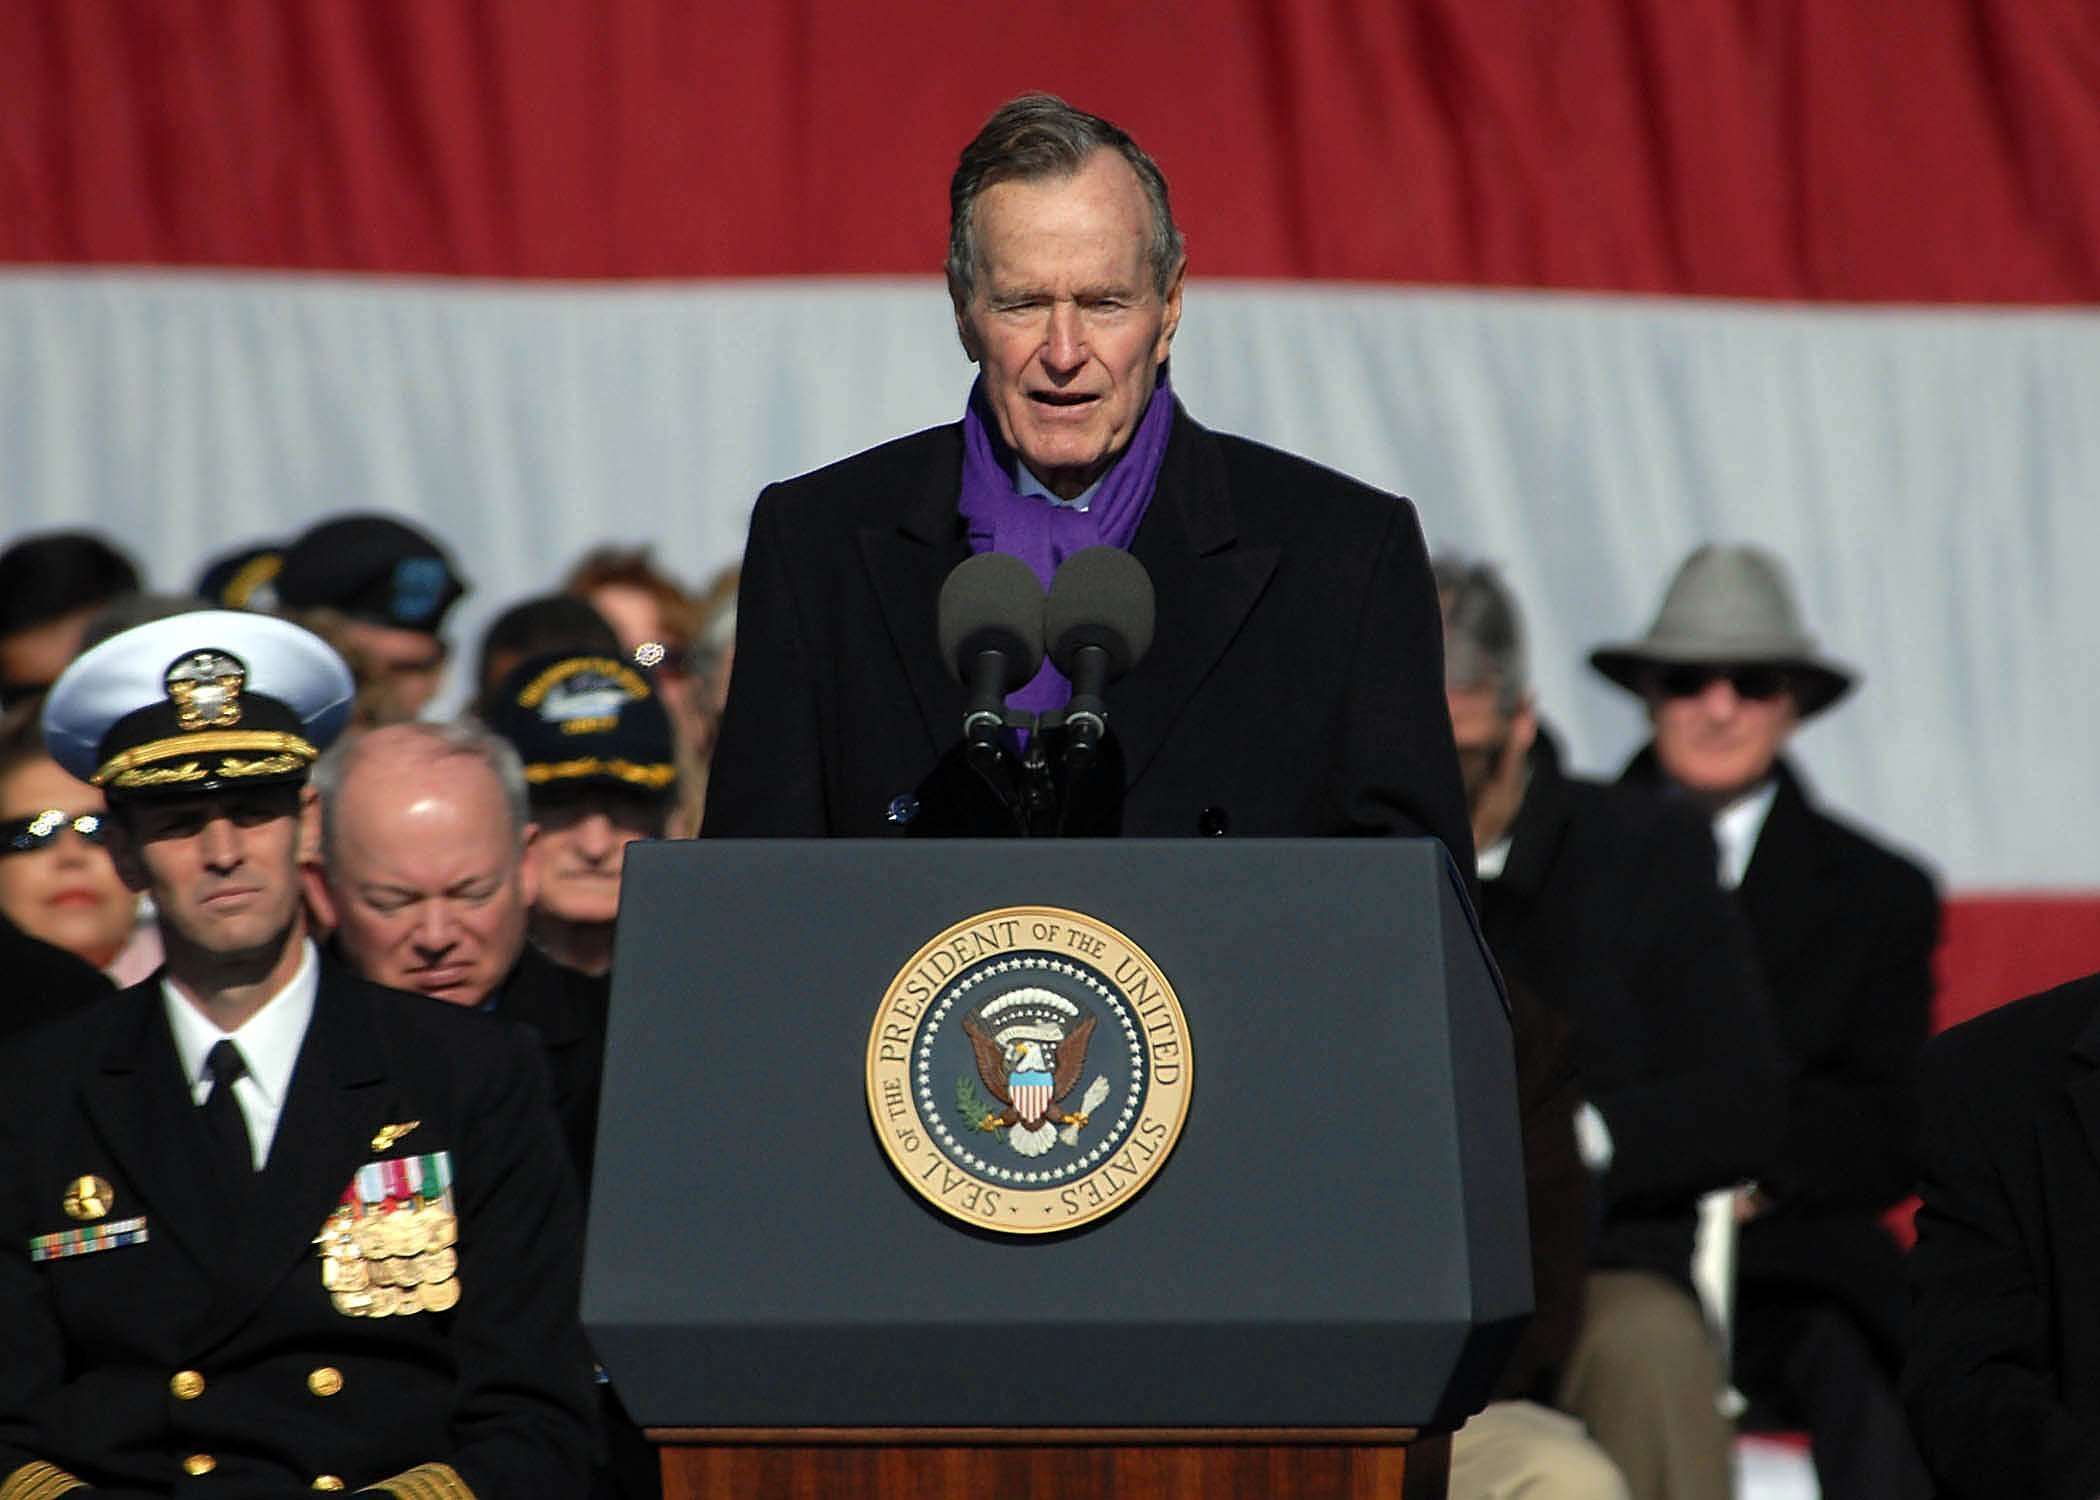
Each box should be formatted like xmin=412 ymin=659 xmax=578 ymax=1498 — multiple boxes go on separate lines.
xmin=653 ymin=1428 xmax=1449 ymax=1500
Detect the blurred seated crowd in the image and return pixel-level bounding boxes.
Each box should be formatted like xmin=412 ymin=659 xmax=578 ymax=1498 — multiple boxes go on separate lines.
xmin=0 ymin=513 xmax=2073 ymax=1500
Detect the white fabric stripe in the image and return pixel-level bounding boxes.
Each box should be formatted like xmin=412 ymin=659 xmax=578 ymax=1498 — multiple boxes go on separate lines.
xmin=2 ymin=271 xmax=2094 ymax=887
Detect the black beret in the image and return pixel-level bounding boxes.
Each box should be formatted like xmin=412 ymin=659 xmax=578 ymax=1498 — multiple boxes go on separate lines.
xmin=275 ymin=515 xmax=467 ymax=633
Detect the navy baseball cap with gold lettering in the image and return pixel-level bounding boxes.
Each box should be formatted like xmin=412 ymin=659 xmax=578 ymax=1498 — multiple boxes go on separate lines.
xmin=483 ymin=652 xmax=677 ymax=800
xmin=43 ymin=611 xmax=356 ymax=799
xmin=194 ymin=542 xmax=287 ymax=612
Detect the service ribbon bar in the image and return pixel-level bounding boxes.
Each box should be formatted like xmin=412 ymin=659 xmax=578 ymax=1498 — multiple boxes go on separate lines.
xmin=415 ymin=1150 xmax=455 ymax=1212
xmin=29 ymin=1216 xmax=149 ymax=1262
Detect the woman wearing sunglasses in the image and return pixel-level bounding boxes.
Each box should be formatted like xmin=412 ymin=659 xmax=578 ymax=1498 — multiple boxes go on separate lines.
xmin=0 ymin=702 xmax=154 ymax=981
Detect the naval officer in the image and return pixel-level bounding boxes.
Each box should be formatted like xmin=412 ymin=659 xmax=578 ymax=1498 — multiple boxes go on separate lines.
xmin=0 ymin=610 xmax=593 ymax=1497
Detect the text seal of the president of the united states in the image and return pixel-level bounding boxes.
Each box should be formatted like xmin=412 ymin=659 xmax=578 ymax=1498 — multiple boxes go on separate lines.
xmin=866 ymin=906 xmax=1192 ymax=1234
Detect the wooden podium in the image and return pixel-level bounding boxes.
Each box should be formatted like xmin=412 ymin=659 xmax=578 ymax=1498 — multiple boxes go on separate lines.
xmin=590 ymin=840 xmax=1522 ymax=1500
xmin=652 ymin=1427 xmax=1449 ymax=1499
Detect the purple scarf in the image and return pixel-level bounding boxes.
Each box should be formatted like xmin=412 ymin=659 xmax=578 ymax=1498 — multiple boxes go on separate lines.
xmin=956 ymin=372 xmax=1175 ymax=715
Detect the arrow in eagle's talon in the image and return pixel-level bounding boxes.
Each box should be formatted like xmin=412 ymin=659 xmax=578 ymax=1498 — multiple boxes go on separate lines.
xmin=1063 ymin=1114 xmax=1090 ymax=1129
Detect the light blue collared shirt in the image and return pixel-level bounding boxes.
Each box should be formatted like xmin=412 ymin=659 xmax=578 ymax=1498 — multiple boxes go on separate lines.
xmin=1014 ymin=462 xmax=1102 ymax=512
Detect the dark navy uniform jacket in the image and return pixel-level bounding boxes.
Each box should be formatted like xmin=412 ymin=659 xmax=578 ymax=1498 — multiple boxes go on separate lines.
xmin=0 ymin=960 xmax=594 ymax=1497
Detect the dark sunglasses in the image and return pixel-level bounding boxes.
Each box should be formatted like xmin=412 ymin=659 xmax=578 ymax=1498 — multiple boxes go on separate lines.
xmin=1 ymin=809 xmax=107 ymax=855
xmin=1655 ymin=664 xmax=1791 ymax=702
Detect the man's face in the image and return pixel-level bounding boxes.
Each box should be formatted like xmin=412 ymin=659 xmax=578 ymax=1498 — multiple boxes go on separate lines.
xmin=1648 ymin=665 xmax=1799 ymax=801
xmin=107 ymin=786 xmax=308 ymax=965
xmin=1445 ymin=683 xmax=1536 ymax=846
xmin=954 ymin=151 xmax=1184 ymax=501
xmin=1446 ymin=686 xmax=1513 ymax=811
xmin=339 ymin=619 xmax=447 ymax=723
xmin=526 ymin=786 xmax=665 ymax=928
xmin=322 ymin=749 xmax=534 ymax=1007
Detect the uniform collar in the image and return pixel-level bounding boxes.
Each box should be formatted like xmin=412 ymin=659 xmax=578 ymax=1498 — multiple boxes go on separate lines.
xmin=161 ymin=936 xmax=319 ymax=1110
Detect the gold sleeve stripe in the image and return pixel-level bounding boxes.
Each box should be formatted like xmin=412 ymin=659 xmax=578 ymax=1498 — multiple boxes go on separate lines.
xmin=0 ymin=1461 xmax=88 ymax=1500
xmin=358 ymin=1462 xmax=475 ymax=1500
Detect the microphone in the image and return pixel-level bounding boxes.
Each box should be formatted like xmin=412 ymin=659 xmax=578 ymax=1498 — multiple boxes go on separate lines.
xmin=937 ymin=552 xmax=1045 ymax=750
xmin=1045 ymin=546 xmax=1155 ymax=766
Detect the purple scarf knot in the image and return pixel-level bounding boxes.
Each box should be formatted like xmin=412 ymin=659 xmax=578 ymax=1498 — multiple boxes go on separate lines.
xmin=955 ymin=373 xmax=1175 ymax=716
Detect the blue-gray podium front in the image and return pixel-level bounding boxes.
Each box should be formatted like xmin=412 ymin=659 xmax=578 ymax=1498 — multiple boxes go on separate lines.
xmin=584 ymin=838 xmax=1527 ymax=1497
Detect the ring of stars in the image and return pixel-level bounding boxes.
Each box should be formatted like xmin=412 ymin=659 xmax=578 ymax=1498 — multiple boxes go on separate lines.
xmin=913 ymin=952 xmax=1147 ymax=1185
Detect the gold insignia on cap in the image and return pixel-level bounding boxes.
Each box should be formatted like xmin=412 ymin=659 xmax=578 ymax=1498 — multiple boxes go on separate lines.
xmin=165 ymin=650 xmax=248 ymax=732
xmin=370 ymin=1121 xmax=421 ymax=1152
xmin=95 ymin=731 xmax=318 ymax=789
xmin=223 ymin=552 xmax=283 ymax=609
xmin=62 ymin=1175 xmax=114 ymax=1222
xmin=220 ymin=753 xmax=305 ymax=778
xmin=106 ymin=761 xmax=207 ymax=789
xmin=521 ymin=757 xmax=678 ymax=790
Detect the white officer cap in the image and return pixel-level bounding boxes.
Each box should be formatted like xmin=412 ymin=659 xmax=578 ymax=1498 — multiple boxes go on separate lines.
xmin=43 ymin=610 xmax=356 ymax=797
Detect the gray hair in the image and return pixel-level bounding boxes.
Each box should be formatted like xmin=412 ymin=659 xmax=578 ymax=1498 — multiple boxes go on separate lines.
xmin=1433 ymin=556 xmax=1530 ymax=717
xmin=311 ymin=719 xmax=531 ymax=873
xmin=946 ymin=93 xmax=1185 ymax=305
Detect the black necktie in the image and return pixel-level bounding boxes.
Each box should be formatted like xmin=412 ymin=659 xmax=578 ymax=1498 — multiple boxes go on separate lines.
xmin=200 ymin=1039 xmax=254 ymax=1184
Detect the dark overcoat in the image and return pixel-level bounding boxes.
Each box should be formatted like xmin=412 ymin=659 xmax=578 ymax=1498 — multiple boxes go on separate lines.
xmin=1904 ymin=974 xmax=2100 ymax=1500
xmin=0 ymin=960 xmax=595 ymax=1497
xmin=702 ymin=406 xmax=1473 ymax=863
xmin=0 ymin=910 xmax=113 ymax=1045
xmin=1623 ymin=750 xmax=1938 ymax=1351
xmin=1485 ymin=732 xmax=1784 ymax=1285
xmin=490 ymin=945 xmax=606 ymax=1197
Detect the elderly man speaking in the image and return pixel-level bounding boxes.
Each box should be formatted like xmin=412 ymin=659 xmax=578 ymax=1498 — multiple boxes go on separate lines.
xmin=703 ymin=94 xmax=1469 ymax=859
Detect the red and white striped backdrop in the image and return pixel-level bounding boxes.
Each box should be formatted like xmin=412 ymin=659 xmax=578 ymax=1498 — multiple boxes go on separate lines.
xmin=4 ymin=2 xmax=2097 ymax=1023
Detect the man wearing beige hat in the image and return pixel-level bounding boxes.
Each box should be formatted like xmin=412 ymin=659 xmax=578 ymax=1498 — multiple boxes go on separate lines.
xmin=1593 ymin=543 xmax=1939 ymax=1500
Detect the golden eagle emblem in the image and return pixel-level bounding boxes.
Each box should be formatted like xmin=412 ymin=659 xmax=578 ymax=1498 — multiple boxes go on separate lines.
xmin=960 ymin=989 xmax=1110 ymax=1157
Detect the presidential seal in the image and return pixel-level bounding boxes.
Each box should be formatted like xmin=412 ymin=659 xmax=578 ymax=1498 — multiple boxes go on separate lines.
xmin=866 ymin=906 xmax=1191 ymax=1235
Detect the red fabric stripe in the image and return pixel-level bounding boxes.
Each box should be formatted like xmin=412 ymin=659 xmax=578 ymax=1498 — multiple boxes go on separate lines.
xmin=1937 ymin=895 xmax=2100 ymax=1032
xmin=3 ymin=1 xmax=2097 ymax=298
xmin=1887 ymin=895 xmax=2097 ymax=1252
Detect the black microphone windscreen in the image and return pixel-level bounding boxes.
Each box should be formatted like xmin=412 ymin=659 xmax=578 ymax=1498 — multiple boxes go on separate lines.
xmin=937 ymin=552 xmax=1045 ymax=688
xmin=1045 ymin=546 xmax=1156 ymax=677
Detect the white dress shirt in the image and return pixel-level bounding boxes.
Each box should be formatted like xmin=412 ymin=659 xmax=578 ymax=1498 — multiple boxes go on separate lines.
xmin=1712 ymin=779 xmax=1780 ymax=890
xmin=163 ymin=938 xmax=320 ymax=1169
